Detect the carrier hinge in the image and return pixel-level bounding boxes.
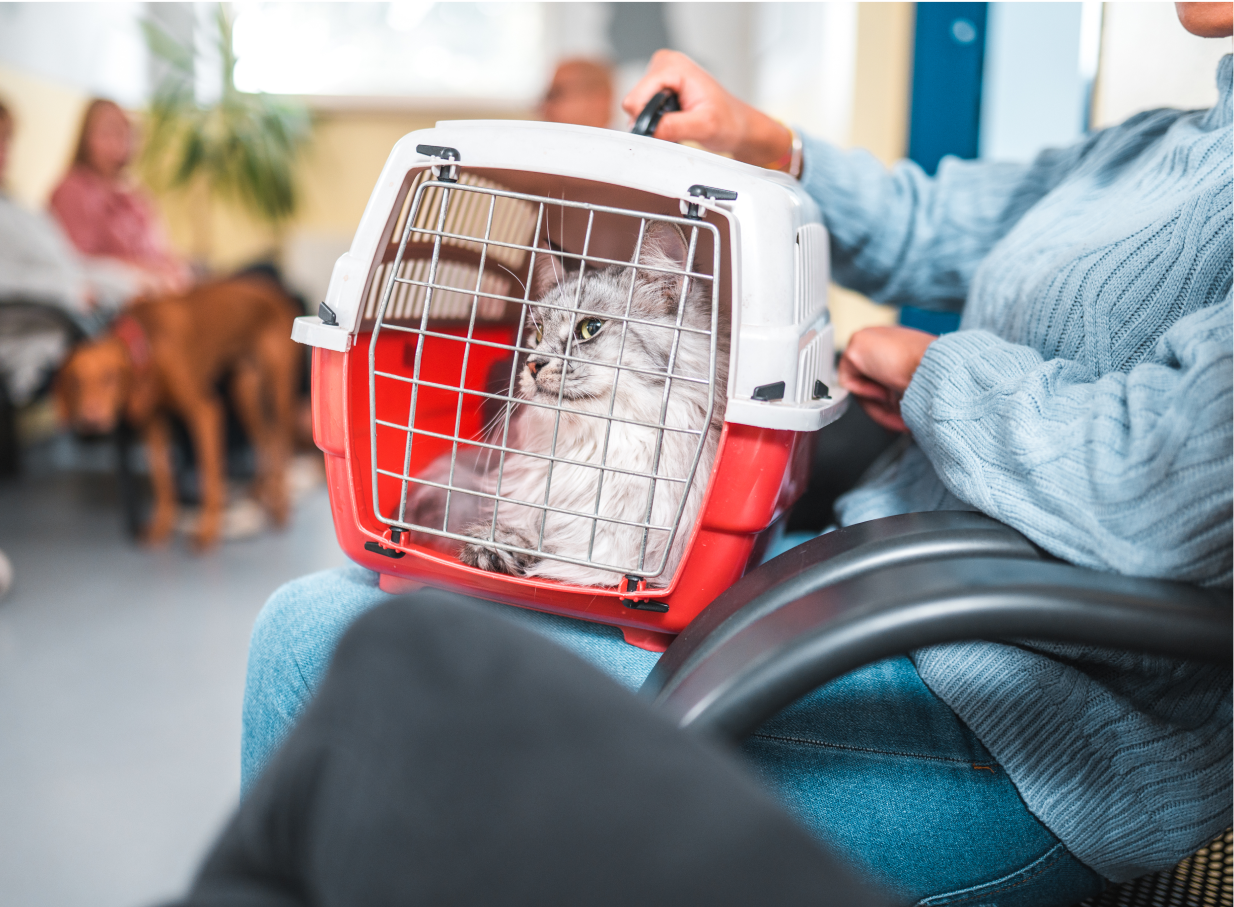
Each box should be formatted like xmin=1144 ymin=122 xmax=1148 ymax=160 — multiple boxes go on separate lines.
xmin=684 ymin=184 xmax=738 ymax=220
xmin=416 ymin=144 xmax=461 ymax=183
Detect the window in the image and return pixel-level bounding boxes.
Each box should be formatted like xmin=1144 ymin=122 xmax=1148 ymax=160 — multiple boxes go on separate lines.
xmin=231 ymin=2 xmax=548 ymax=101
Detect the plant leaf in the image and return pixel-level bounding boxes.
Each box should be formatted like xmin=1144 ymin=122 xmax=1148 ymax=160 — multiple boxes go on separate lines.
xmin=140 ymin=3 xmax=312 ymax=225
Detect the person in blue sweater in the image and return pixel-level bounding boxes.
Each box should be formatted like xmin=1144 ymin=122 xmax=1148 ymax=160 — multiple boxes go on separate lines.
xmin=236 ymin=6 xmax=1231 ymax=904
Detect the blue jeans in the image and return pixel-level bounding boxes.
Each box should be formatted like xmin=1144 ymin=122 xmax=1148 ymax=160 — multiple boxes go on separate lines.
xmin=242 ymin=565 xmax=1106 ymax=906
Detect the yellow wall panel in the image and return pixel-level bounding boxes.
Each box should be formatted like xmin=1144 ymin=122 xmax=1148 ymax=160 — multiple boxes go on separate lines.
xmin=0 ymin=64 xmax=89 ymax=209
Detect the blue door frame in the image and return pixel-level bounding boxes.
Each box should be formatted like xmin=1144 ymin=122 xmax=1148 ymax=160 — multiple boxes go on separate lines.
xmin=899 ymin=2 xmax=988 ymax=336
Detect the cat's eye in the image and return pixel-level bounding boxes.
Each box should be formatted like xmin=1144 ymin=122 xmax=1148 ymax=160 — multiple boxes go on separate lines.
xmin=575 ymin=318 xmax=603 ymax=341
xmin=533 ymin=326 xmax=543 ymax=345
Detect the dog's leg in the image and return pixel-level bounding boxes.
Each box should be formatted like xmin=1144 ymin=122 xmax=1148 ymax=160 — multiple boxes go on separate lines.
xmin=256 ymin=329 xmax=298 ymax=528
xmin=184 ymin=394 xmax=225 ymax=551
xmin=143 ymin=416 xmax=178 ymax=546
xmin=229 ymin=362 xmax=270 ymax=511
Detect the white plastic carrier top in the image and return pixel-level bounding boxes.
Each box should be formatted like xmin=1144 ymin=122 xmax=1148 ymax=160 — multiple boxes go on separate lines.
xmin=292 ymin=119 xmax=847 ymax=432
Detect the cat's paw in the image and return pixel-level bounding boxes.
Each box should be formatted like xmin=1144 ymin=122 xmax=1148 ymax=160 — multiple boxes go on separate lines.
xmin=458 ymin=524 xmax=541 ymax=576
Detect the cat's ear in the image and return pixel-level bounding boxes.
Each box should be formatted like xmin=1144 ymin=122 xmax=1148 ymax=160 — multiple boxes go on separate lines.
xmin=638 ymin=222 xmax=690 ymax=275
xmin=636 ymin=222 xmax=692 ymax=313
xmin=531 ymin=248 xmax=566 ymax=298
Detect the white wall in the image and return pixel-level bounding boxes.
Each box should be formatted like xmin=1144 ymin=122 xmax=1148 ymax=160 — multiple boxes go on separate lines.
xmin=1093 ymin=2 xmax=1232 ymax=129
xmin=753 ymin=2 xmax=858 ymax=147
xmin=980 ymin=2 xmax=1099 ymax=162
xmin=0 ymin=2 xmax=148 ymax=107
xmin=666 ymin=3 xmax=757 ymax=104
xmin=542 ymin=1 xmax=614 ymax=61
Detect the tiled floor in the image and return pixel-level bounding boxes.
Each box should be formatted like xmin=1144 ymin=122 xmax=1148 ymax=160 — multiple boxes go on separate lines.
xmin=0 ymin=459 xmax=346 ymax=907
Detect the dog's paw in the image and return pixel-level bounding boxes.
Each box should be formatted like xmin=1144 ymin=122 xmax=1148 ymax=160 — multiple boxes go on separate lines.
xmin=142 ymin=508 xmax=177 ymax=547
xmin=190 ymin=513 xmax=222 ymax=553
xmin=265 ymin=495 xmax=290 ymax=529
xmin=458 ymin=524 xmax=540 ymax=575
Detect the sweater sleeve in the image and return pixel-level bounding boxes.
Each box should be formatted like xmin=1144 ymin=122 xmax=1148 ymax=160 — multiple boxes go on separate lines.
xmin=901 ymin=292 xmax=1233 ymax=586
xmin=800 ymin=134 xmax=1104 ymax=311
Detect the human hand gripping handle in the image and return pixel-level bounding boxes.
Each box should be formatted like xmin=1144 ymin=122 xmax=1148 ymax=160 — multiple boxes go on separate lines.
xmin=622 ymin=50 xmax=794 ymax=168
xmin=631 ymin=90 xmax=681 ymax=137
xmin=838 ymin=327 xmax=937 ymax=433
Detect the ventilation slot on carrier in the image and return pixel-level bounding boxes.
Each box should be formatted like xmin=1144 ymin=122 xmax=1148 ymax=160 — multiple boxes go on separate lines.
xmin=796 ymin=332 xmax=827 ymax=404
xmin=794 ymin=223 xmax=829 ymax=325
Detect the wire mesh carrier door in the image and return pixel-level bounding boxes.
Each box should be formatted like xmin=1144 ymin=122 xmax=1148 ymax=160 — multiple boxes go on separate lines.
xmin=367 ymin=168 xmax=723 ymax=588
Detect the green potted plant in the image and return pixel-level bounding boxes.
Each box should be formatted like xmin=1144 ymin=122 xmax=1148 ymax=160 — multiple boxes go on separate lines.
xmin=141 ymin=4 xmax=312 ymax=263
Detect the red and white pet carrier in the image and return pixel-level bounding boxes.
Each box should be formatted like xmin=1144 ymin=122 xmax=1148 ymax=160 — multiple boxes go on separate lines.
xmin=294 ymin=119 xmax=846 ymax=651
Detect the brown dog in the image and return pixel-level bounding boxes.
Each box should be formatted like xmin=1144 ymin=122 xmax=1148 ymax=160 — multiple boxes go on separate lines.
xmin=56 ymin=276 xmax=301 ymax=550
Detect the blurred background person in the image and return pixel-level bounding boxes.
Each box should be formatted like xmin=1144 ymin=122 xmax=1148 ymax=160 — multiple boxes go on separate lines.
xmin=0 ymin=97 xmax=143 ymax=476
xmin=0 ymin=99 xmax=138 ymax=324
xmin=49 ymin=98 xmax=191 ymax=299
xmin=539 ymin=57 xmax=616 ymax=128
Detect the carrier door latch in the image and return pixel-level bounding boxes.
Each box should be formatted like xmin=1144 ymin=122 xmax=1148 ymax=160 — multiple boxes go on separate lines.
xmin=364 ymin=541 xmax=405 ymax=559
xmin=416 ymin=144 xmax=461 ymax=183
xmin=621 ymin=574 xmax=669 ymax=613
xmin=684 ymin=184 xmax=738 ymax=220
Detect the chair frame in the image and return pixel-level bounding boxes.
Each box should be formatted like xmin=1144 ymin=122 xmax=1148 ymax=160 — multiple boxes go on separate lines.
xmin=643 ymin=511 xmax=1233 ymax=905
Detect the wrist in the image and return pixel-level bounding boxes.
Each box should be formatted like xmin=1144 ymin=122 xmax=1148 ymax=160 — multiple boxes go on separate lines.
xmin=770 ymin=126 xmax=803 ymax=179
xmin=732 ymin=110 xmax=793 ymax=169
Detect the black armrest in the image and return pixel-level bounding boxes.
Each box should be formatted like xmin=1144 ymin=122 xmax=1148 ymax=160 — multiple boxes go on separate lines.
xmin=650 ymin=555 xmax=1232 ymax=744
xmin=641 ymin=511 xmax=1042 ymax=698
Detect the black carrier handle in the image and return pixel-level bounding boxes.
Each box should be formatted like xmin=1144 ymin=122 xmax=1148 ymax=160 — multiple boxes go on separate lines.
xmin=631 ymin=90 xmax=681 ymax=138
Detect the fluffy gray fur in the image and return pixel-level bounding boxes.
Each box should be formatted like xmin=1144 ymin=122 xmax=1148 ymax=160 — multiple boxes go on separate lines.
xmin=406 ymin=222 xmax=727 ymax=586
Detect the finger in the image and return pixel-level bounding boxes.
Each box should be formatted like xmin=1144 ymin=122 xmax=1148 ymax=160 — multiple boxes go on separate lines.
xmin=646 ymin=108 xmax=723 ymax=145
xmin=857 ymin=398 xmax=909 ymax=433
xmin=839 ymin=333 xmax=883 ymax=386
xmin=845 ymin=326 xmax=937 ymax=396
xmin=622 ymin=74 xmax=682 ymax=120
xmin=844 ymin=376 xmax=891 ymax=404
xmin=837 ymin=354 xmax=892 ymax=403
xmin=621 ymin=51 xmax=691 ymax=117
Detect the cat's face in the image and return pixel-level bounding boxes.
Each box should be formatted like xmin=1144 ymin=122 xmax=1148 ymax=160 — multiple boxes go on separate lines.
xmin=520 ymin=222 xmax=705 ymax=404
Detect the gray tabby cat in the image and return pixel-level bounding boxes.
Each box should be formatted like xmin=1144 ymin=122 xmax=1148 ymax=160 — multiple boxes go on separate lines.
xmin=407 ymin=221 xmax=727 ymax=587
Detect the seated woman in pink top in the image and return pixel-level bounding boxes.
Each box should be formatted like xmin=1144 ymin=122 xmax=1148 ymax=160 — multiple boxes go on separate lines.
xmin=50 ymin=99 xmax=190 ymax=298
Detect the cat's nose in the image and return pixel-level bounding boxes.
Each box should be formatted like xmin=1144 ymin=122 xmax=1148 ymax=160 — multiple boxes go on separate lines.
xmin=527 ymin=358 xmax=546 ymax=377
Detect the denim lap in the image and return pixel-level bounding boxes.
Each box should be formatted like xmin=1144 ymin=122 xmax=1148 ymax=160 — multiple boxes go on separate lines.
xmin=242 ymin=565 xmax=1104 ymax=906
xmin=241 ymin=565 xmax=660 ymax=786
xmin=742 ymin=659 xmax=1102 ymax=904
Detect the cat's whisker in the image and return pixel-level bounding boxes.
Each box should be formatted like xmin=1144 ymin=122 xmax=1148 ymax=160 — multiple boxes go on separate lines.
xmin=494 ymin=261 xmax=526 ymax=297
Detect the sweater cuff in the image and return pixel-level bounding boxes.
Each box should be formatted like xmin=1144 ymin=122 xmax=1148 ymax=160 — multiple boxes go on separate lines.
xmin=797 ymin=134 xmax=877 ymax=230
xmin=798 ymin=132 xmax=842 ymax=192
xmin=901 ymin=329 xmax=1043 ymax=439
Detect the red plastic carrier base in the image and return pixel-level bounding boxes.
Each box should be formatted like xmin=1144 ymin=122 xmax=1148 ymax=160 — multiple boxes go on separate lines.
xmin=313 ymin=335 xmax=813 ymax=652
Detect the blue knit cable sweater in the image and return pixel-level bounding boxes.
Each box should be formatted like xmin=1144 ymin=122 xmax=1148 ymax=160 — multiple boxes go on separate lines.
xmin=800 ymin=56 xmax=1232 ymax=881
